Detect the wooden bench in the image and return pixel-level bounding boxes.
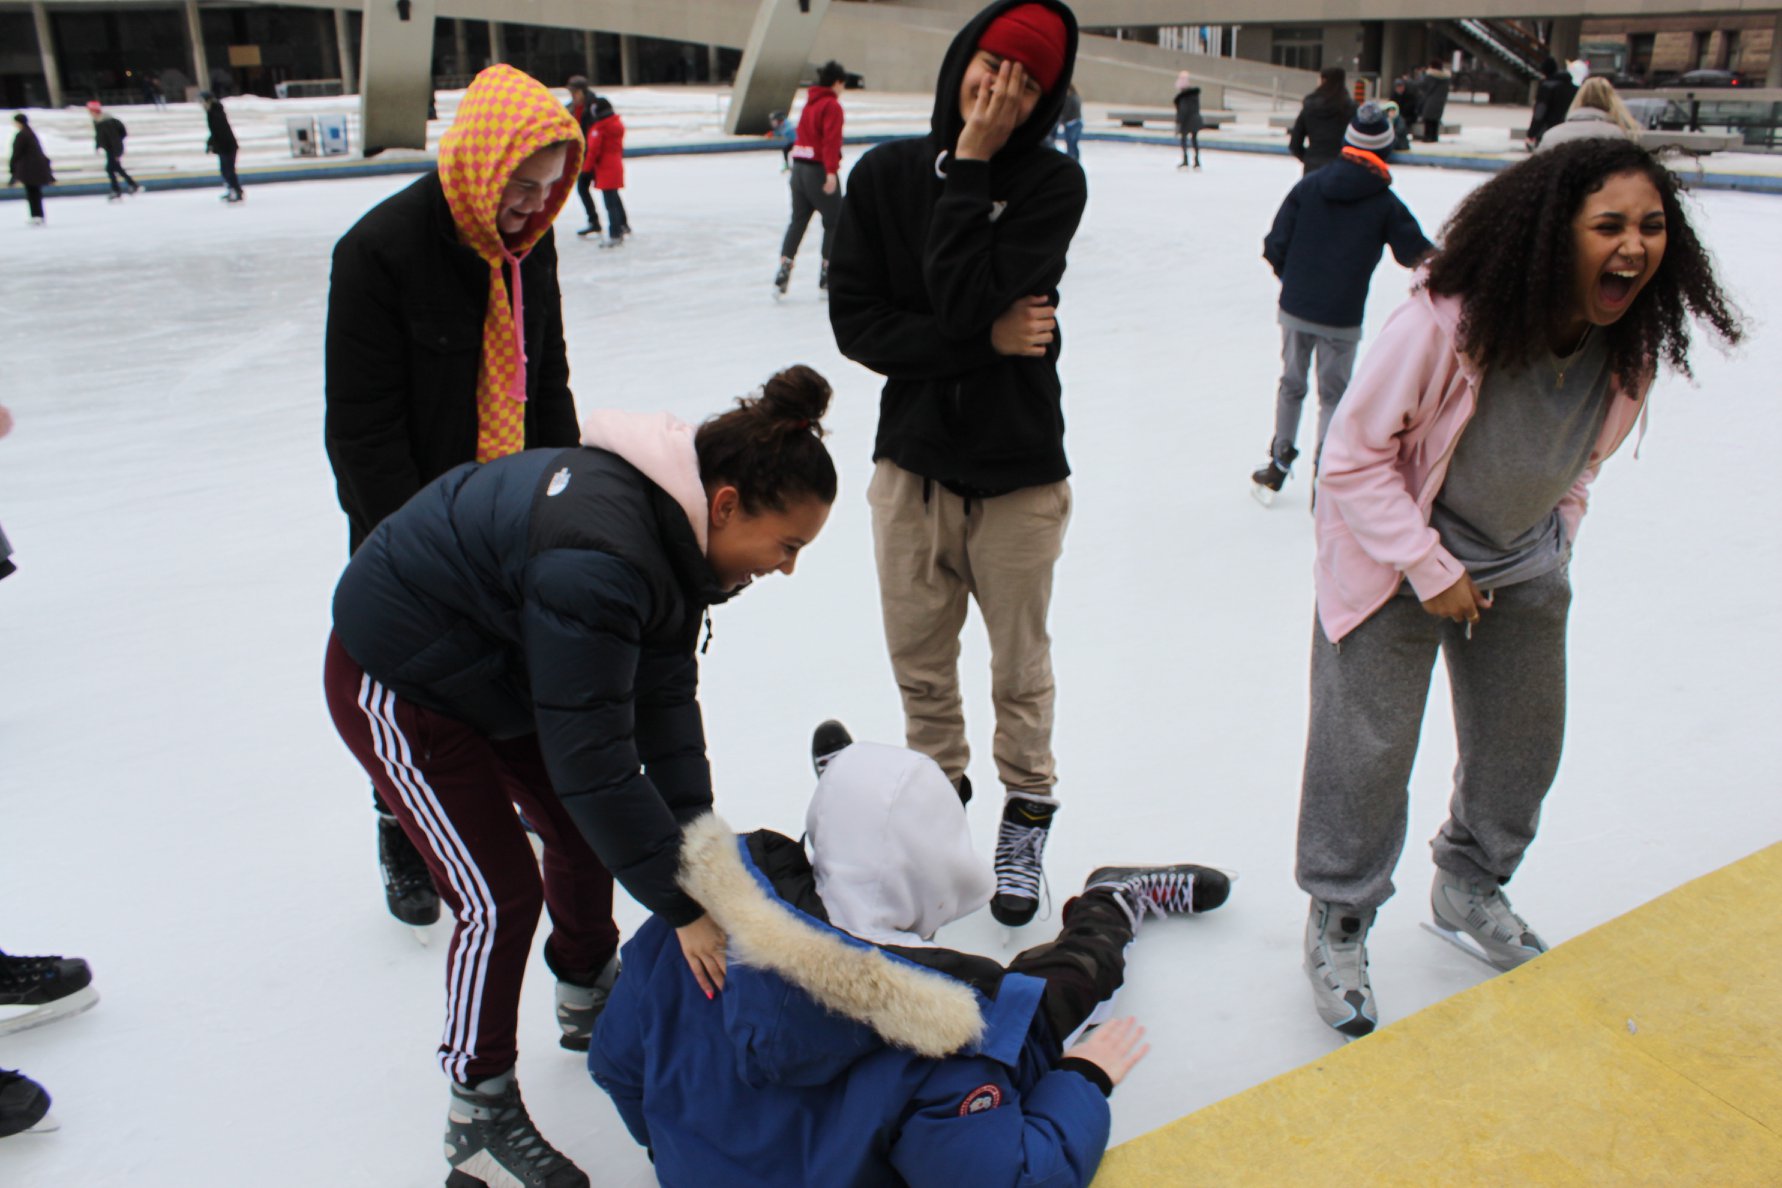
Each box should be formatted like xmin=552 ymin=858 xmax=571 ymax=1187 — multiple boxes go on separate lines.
xmin=1107 ymin=107 xmax=1231 ymax=130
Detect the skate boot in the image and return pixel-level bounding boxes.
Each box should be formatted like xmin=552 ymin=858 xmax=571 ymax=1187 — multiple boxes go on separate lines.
xmin=810 ymin=719 xmax=853 ymax=777
xmin=379 ymin=813 xmax=441 ymax=928
xmin=574 ymin=223 xmax=602 ymax=237
xmin=1250 ymin=445 xmax=1298 ymax=507
xmin=991 ymin=797 xmax=1056 ymax=927
xmin=554 ymin=954 xmax=620 ymax=1052
xmin=0 ymin=1069 xmax=54 ymax=1138
xmin=818 ymin=259 xmax=830 ymax=292
xmin=444 ymin=1071 xmax=588 ymax=1187
xmin=1304 ymin=899 xmax=1377 ymax=1038
xmin=1430 ymin=871 xmax=1548 ymax=971
xmin=773 ymin=258 xmax=792 ymax=298
xmin=1085 ymin=863 xmax=1232 ymax=927
xmin=0 ymin=950 xmax=98 ymax=1038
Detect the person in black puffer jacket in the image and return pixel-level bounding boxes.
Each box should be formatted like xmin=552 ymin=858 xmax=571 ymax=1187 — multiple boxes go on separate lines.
xmin=323 ymin=365 xmax=838 ymax=1188
xmin=199 ymin=91 xmax=242 ymax=202
xmin=1289 ymin=66 xmax=1355 ymax=175
xmin=829 ymin=0 xmax=1085 ymax=933
xmin=1525 ymin=57 xmax=1579 ymax=149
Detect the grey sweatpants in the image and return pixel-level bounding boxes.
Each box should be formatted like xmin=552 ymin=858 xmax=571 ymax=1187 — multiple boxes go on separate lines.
xmin=780 ymin=162 xmax=839 ymax=263
xmin=1295 ymin=566 xmax=1572 ymax=911
xmin=1272 ymin=326 xmax=1359 ymax=468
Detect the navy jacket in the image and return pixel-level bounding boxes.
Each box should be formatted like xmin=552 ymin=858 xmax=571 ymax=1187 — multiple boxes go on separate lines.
xmin=332 ymin=446 xmax=726 ymax=924
xmin=1262 ymin=154 xmax=1432 ymax=330
xmin=591 ymin=822 xmax=1111 ymax=1187
xmin=829 ymin=0 xmax=1086 ymax=497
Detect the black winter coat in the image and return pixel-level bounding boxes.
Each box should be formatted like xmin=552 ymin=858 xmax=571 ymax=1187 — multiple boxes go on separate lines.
xmin=333 ymin=446 xmax=727 ymax=925
xmin=1263 ymin=156 xmax=1431 ymax=329
xmin=1289 ymin=90 xmax=1355 ymax=176
xmin=828 ymin=0 xmax=1086 ymax=496
xmin=205 ymin=103 xmax=237 ymax=154
xmin=93 ymin=116 xmax=126 ymax=158
xmin=1528 ymin=74 xmax=1578 ymax=143
xmin=1174 ymin=87 xmax=1204 ymax=134
xmin=8 ymin=127 xmax=53 ymax=187
xmin=324 ymin=172 xmax=579 ymax=552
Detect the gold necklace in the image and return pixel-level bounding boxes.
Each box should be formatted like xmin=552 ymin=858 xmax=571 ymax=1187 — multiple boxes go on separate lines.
xmin=1553 ymin=326 xmax=1592 ymax=390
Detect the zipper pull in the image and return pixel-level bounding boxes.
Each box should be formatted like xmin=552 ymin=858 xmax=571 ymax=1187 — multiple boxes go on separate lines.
xmin=700 ymin=609 xmax=714 ymax=655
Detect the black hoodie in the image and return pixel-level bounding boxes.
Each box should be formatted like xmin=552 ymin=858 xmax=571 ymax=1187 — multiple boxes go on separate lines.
xmin=828 ymin=0 xmax=1086 ymax=496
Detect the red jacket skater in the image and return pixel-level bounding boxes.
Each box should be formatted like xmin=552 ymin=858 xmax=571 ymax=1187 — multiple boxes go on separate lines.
xmin=789 ymin=84 xmax=843 ymax=174
xmin=586 ymin=100 xmax=625 ymax=190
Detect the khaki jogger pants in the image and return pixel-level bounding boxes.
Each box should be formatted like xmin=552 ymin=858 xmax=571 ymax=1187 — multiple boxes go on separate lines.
xmin=867 ymin=459 xmax=1071 ymax=798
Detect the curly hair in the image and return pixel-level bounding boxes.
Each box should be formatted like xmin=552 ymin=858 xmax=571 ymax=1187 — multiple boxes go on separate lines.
xmin=1424 ymin=138 xmax=1743 ymax=390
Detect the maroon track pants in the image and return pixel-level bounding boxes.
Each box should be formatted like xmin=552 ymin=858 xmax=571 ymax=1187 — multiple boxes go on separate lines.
xmin=324 ymin=633 xmax=619 ymax=1084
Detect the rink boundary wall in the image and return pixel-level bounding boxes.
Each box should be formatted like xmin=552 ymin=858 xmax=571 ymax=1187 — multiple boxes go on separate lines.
xmin=1092 ymin=842 xmax=1782 ymax=1186
xmin=6 ymin=132 xmax=1781 ymax=199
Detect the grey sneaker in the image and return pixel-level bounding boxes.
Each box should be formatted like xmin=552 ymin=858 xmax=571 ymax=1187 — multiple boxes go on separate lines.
xmin=444 ymin=1071 xmax=587 ymax=1187
xmin=1430 ymin=871 xmax=1548 ymax=971
xmin=554 ymin=955 xmax=619 ymax=1052
xmin=1303 ymin=899 xmax=1378 ymax=1039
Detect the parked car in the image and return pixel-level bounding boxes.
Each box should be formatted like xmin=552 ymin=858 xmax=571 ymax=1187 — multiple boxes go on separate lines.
xmin=1673 ymin=69 xmax=1746 ymax=88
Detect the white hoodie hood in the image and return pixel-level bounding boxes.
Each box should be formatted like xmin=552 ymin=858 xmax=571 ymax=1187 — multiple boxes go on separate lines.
xmin=804 ymin=742 xmax=995 ymax=947
xmin=579 ymin=409 xmax=710 ymax=553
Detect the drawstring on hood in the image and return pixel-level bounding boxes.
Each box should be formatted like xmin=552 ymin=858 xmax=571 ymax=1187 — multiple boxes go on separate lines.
xmin=438 ymin=65 xmax=583 ymax=463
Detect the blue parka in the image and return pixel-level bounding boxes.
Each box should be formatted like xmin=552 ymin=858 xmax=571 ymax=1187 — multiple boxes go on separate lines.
xmin=590 ymin=816 xmax=1112 ymax=1187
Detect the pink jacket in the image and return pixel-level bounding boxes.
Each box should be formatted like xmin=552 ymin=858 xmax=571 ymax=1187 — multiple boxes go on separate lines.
xmin=1314 ymin=285 xmax=1650 ymax=643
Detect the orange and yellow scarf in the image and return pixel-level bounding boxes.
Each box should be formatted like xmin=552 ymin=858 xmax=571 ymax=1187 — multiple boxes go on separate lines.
xmin=437 ymin=65 xmax=583 ymax=462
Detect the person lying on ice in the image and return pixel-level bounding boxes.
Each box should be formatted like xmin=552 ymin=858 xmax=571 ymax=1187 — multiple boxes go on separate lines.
xmin=589 ymin=724 xmax=1231 ymax=1187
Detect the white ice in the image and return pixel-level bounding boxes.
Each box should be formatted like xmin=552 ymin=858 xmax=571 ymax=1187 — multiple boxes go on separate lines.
xmin=1 ymin=132 xmax=1778 ymax=1187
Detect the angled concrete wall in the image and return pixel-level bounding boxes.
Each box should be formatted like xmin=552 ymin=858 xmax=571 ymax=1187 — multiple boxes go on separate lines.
xmin=727 ymin=0 xmax=833 ymax=135
xmin=359 ymin=0 xmax=438 ymax=153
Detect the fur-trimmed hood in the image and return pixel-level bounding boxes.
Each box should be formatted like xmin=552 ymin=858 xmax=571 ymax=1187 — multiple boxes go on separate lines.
xmin=676 ymin=814 xmax=1042 ymax=1071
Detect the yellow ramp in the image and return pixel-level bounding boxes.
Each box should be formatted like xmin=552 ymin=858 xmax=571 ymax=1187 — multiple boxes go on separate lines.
xmin=1097 ymin=844 xmax=1782 ymax=1186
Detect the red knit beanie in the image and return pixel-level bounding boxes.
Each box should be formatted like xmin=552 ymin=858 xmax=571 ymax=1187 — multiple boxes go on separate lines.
xmin=977 ymin=4 xmax=1068 ymax=94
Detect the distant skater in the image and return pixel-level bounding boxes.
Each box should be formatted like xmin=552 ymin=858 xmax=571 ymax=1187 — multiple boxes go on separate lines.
xmin=88 ymin=102 xmax=140 ymax=200
xmin=565 ymin=74 xmax=602 ymax=237
xmin=1173 ymin=70 xmax=1203 ymax=169
xmin=587 ymin=96 xmax=629 ymax=246
xmin=200 ymin=91 xmax=243 ymax=202
xmin=775 ymin=60 xmax=847 ymax=296
xmin=8 ymin=114 xmax=53 ymax=226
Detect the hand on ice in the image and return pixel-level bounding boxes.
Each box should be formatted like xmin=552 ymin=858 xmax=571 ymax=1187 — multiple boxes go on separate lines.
xmin=1064 ymin=1016 xmax=1150 ymax=1087
xmin=677 ymin=912 xmax=729 ymax=998
xmin=991 ymin=295 xmax=1056 ymax=358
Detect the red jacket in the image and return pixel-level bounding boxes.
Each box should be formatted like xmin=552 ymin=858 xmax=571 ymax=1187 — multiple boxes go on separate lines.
xmin=790 ymin=85 xmax=843 ymax=174
xmin=587 ymin=112 xmax=625 ymax=190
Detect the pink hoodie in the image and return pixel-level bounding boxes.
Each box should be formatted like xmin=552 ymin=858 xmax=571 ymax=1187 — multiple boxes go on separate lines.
xmin=1314 ymin=284 xmax=1650 ymax=643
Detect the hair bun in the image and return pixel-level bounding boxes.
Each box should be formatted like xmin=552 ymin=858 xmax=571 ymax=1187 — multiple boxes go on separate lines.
xmin=757 ymin=364 xmax=833 ymax=430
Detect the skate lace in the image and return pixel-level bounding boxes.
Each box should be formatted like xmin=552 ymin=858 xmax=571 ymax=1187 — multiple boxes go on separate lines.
xmin=487 ymin=1088 xmax=572 ymax=1177
xmin=994 ymin=820 xmax=1051 ymax=908
xmin=1126 ymin=872 xmax=1197 ymax=922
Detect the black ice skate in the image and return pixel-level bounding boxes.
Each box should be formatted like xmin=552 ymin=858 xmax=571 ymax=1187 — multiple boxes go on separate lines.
xmin=1084 ymin=863 xmax=1232 ymax=926
xmin=773 ymin=258 xmax=792 ymax=299
xmin=811 ymin=719 xmax=853 ymax=777
xmin=445 ymin=1071 xmax=588 ymax=1188
xmin=378 ymin=813 xmax=442 ymax=929
xmin=819 ymin=259 xmax=830 ymax=293
xmin=0 ymin=950 xmax=98 ymax=1038
xmin=575 ymin=223 xmax=602 ymax=237
xmin=992 ymin=798 xmax=1056 ymax=926
xmin=0 ymin=1069 xmax=55 ymax=1138
xmin=1250 ymin=444 xmax=1299 ymax=507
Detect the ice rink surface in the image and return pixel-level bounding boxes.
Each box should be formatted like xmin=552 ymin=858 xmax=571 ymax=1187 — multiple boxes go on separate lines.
xmin=1 ymin=139 xmax=1778 ymax=1186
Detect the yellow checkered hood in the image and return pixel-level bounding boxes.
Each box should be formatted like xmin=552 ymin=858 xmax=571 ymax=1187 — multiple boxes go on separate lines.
xmin=438 ymin=65 xmax=583 ymax=462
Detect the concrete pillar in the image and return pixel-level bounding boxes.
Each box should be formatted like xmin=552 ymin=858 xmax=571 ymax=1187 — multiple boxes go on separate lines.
xmin=1378 ymin=19 xmax=1414 ymax=88
xmin=583 ymin=30 xmax=597 ymax=83
xmin=359 ymin=0 xmax=437 ymax=154
xmin=28 ymin=1 xmax=63 ymax=108
xmin=707 ymin=43 xmax=722 ymax=84
xmin=488 ymin=21 xmax=506 ymax=66
xmin=453 ymin=19 xmax=469 ymax=77
xmin=335 ymin=7 xmax=358 ymax=95
xmin=726 ymin=0 xmax=832 ymax=136
xmin=620 ymin=33 xmax=638 ymax=86
xmin=1550 ymin=17 xmax=1583 ymax=63
xmin=184 ymin=0 xmax=210 ymax=98
xmin=1768 ymin=11 xmax=1782 ymax=88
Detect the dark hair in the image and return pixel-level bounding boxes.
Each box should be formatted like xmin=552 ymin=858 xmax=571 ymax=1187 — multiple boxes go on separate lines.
xmin=1424 ymin=138 xmax=1743 ymax=389
xmin=1315 ymin=66 xmax=1346 ymax=99
xmin=817 ymin=60 xmax=847 ymax=88
xmin=12 ymin=113 xmax=26 ymax=127
xmin=566 ymin=74 xmax=589 ymax=92
xmin=1539 ymin=56 xmax=1560 ymax=76
xmin=695 ymin=365 xmax=838 ymax=513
